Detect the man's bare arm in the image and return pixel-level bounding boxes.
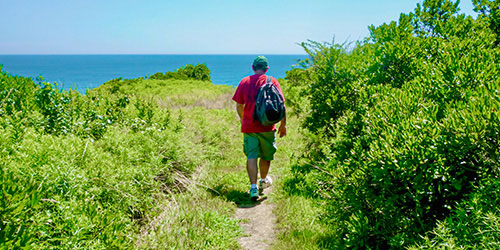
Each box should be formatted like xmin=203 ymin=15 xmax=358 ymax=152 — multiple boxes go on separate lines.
xmin=280 ymin=115 xmax=286 ymax=127
xmin=236 ymin=103 xmax=244 ymax=123
xmin=278 ymin=115 xmax=287 ymax=137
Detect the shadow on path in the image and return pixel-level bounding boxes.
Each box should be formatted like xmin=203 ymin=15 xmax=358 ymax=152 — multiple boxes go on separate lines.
xmin=208 ymin=185 xmax=267 ymax=208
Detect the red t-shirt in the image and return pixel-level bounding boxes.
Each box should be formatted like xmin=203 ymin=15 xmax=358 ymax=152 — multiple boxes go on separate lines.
xmin=232 ymin=74 xmax=285 ymax=133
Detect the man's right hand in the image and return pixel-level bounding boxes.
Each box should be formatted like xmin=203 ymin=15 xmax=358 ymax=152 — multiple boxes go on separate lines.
xmin=278 ymin=124 xmax=287 ymax=138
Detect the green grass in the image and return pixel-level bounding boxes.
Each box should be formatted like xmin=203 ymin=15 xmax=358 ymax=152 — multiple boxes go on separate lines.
xmin=107 ymin=79 xmax=249 ymax=249
xmin=95 ymin=78 xmax=234 ymax=109
xmin=92 ymin=76 xmax=324 ymax=249
xmin=0 ymin=69 xmax=248 ymax=249
xmin=127 ymin=77 xmax=323 ymax=249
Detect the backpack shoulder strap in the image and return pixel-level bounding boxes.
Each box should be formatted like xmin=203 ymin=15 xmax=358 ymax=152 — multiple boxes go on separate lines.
xmin=266 ymin=75 xmax=273 ymax=84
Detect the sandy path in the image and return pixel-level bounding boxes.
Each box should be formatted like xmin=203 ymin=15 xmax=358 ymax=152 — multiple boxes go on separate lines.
xmin=234 ymin=186 xmax=276 ymax=250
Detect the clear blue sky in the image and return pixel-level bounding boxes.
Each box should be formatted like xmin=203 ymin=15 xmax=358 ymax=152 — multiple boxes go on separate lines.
xmin=0 ymin=0 xmax=476 ymax=55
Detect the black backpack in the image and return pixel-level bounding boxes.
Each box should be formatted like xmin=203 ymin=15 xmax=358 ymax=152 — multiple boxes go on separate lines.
xmin=254 ymin=76 xmax=286 ymax=126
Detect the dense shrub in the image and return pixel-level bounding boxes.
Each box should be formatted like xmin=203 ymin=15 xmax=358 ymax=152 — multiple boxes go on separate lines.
xmin=284 ymin=0 xmax=500 ymax=248
xmin=0 ymin=67 xmax=38 ymax=116
xmin=473 ymin=0 xmax=500 ymax=45
xmin=148 ymin=63 xmax=211 ymax=81
xmin=282 ymin=67 xmax=311 ymax=116
xmin=410 ymin=176 xmax=500 ymax=249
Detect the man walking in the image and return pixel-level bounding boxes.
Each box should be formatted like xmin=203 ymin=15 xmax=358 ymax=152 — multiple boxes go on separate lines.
xmin=232 ymin=56 xmax=287 ymax=201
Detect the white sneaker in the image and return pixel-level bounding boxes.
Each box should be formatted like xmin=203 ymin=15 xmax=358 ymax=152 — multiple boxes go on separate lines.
xmin=259 ymin=176 xmax=273 ymax=190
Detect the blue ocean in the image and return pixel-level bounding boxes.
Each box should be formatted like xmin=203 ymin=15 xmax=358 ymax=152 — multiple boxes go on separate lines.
xmin=0 ymin=55 xmax=307 ymax=90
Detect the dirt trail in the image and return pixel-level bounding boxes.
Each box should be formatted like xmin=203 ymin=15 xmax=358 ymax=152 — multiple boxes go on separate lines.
xmin=234 ymin=186 xmax=276 ymax=250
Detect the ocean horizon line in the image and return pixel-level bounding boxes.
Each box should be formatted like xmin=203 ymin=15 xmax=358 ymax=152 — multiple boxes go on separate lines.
xmin=0 ymin=54 xmax=307 ymax=90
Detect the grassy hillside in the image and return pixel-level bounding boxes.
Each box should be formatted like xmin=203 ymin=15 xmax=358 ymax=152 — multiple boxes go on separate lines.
xmin=96 ymin=78 xmax=233 ymax=109
xmin=0 ymin=64 xmax=245 ymax=249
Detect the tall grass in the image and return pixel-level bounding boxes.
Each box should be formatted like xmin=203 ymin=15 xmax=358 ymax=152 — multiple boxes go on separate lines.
xmin=0 ymin=64 xmax=244 ymax=249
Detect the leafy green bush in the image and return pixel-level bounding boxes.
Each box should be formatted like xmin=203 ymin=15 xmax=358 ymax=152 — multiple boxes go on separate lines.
xmin=0 ymin=66 xmax=38 ymax=116
xmin=148 ymin=63 xmax=211 ymax=81
xmin=473 ymin=0 xmax=500 ymax=45
xmin=281 ymin=68 xmax=310 ymax=116
xmin=34 ymin=82 xmax=73 ymax=135
xmin=409 ymin=177 xmax=500 ymax=249
xmin=284 ymin=0 xmax=500 ymax=248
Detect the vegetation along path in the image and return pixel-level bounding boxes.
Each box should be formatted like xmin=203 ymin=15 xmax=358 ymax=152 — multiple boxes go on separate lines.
xmin=0 ymin=62 xmax=311 ymax=249
xmin=100 ymin=68 xmax=306 ymax=249
xmin=120 ymin=69 xmax=306 ymax=249
xmin=4 ymin=2 xmax=500 ymax=246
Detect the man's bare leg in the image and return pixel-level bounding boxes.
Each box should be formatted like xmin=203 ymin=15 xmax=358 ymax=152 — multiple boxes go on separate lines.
xmin=259 ymin=159 xmax=271 ymax=179
xmin=246 ymin=158 xmax=258 ymax=185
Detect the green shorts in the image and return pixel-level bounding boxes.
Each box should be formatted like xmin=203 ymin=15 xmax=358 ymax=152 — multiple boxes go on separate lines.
xmin=243 ymin=131 xmax=277 ymax=161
